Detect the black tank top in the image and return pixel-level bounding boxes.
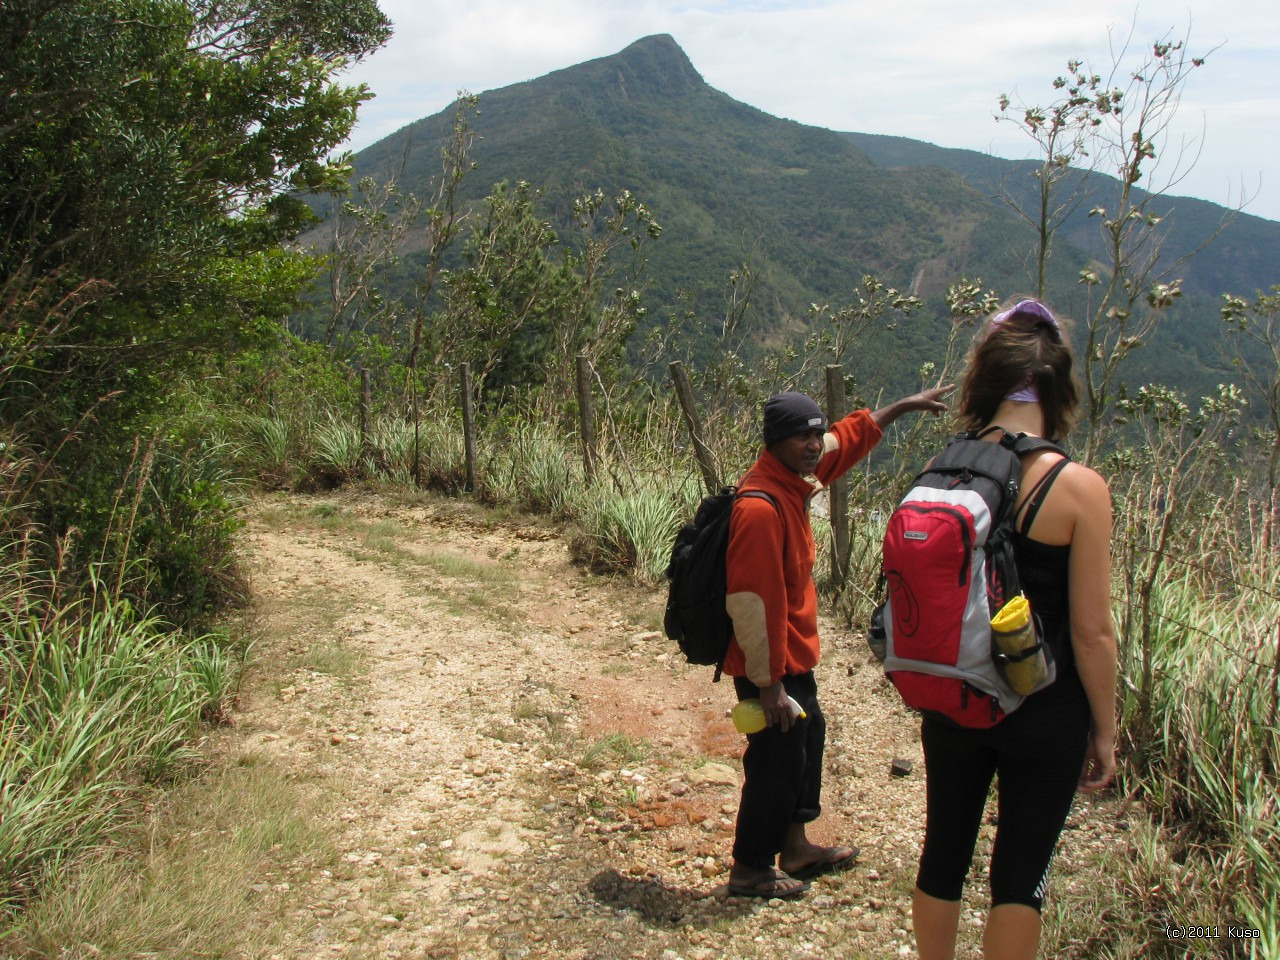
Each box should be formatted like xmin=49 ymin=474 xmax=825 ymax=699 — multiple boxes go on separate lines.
xmin=1013 ymin=458 xmax=1074 ymax=670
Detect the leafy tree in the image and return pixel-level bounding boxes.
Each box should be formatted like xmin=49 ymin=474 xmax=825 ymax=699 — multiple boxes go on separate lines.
xmin=997 ymin=26 xmax=1225 ymax=462
xmin=1222 ymin=288 xmax=1280 ymax=512
xmin=0 ymin=0 xmax=389 ymax=584
xmin=438 ymin=181 xmax=579 ymax=400
xmin=416 ymin=182 xmax=660 ymax=411
xmin=549 ymin=188 xmax=662 ymax=403
xmin=1 ymin=0 xmax=388 ymax=416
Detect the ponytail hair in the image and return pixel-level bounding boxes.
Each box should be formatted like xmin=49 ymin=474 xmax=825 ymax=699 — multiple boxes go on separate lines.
xmin=958 ymin=298 xmax=1080 ymax=441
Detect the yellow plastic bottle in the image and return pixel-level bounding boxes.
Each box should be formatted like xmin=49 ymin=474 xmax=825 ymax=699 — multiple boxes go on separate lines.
xmin=731 ymin=696 xmax=807 ymax=734
xmin=990 ymin=594 xmax=1048 ymax=694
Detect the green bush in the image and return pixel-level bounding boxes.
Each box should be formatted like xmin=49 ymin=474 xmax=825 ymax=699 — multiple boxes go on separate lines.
xmin=310 ymin=411 xmax=364 ymax=487
xmin=371 ymin=416 xmax=416 ymax=484
xmin=23 ymin=432 xmax=244 ymax=631
xmin=133 ymin=443 xmax=246 ymax=624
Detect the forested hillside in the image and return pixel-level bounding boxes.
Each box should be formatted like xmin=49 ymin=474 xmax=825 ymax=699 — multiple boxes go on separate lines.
xmin=324 ymin=34 xmax=1279 ymax=400
xmin=843 ymin=129 xmax=1280 ymax=292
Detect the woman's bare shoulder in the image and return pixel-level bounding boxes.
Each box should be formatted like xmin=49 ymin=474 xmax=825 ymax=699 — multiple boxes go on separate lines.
xmin=1058 ymin=460 xmax=1112 ymax=498
xmin=1053 ymin=460 xmax=1114 ymax=530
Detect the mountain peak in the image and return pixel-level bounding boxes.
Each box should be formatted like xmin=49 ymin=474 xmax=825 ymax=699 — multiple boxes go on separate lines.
xmin=584 ymin=34 xmax=705 ymax=99
xmin=620 ymin=34 xmax=690 ymax=60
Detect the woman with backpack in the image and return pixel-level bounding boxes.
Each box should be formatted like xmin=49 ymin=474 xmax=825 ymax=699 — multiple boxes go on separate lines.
xmin=911 ymin=298 xmax=1118 ymax=960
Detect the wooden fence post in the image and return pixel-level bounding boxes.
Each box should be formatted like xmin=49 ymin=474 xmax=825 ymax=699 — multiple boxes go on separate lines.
xmin=669 ymin=360 xmax=719 ymax=494
xmin=359 ymin=367 xmax=372 ymax=460
xmin=826 ymin=364 xmax=851 ymax=584
xmin=575 ymin=355 xmax=598 ymax=481
xmin=459 ymin=362 xmax=477 ymax=491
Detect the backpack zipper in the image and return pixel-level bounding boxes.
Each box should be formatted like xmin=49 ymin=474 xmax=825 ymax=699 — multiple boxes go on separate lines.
xmin=904 ymin=503 xmax=974 ymax=587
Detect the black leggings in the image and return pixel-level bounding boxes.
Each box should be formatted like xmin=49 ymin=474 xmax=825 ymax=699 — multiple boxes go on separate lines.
xmin=915 ymin=675 xmax=1091 ymax=910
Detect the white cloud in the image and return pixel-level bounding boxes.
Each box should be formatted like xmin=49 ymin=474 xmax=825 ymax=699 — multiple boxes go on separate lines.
xmin=342 ymin=0 xmax=1280 ymax=221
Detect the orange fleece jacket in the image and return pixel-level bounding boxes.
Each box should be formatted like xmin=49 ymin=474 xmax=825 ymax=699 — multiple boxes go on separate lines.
xmin=722 ymin=409 xmax=883 ymax=687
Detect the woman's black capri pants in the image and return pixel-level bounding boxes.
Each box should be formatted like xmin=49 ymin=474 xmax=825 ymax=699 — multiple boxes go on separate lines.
xmin=915 ymin=674 xmax=1091 ymax=910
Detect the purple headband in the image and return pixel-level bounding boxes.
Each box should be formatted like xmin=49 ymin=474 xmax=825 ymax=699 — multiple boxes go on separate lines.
xmin=988 ymin=300 xmax=1060 ymax=403
xmin=988 ymin=299 xmax=1060 ymax=337
xmin=1006 ymin=380 xmax=1040 ymax=403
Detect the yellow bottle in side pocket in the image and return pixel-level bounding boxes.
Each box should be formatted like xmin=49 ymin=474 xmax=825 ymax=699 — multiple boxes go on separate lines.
xmin=990 ymin=594 xmax=1048 ymax=695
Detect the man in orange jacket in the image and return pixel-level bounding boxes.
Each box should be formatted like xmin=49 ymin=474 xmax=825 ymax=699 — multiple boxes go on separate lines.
xmin=724 ymin=387 xmax=950 ymax=899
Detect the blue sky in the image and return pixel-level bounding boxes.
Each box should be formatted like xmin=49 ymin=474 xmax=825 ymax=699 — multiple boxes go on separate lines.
xmin=341 ymin=1 xmax=1280 ymax=224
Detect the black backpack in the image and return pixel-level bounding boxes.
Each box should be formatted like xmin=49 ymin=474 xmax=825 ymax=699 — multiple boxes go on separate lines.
xmin=663 ymin=487 xmax=779 ymax=681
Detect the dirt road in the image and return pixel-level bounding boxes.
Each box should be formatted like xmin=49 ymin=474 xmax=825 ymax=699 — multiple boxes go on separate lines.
xmin=230 ymin=490 xmax=1108 ymax=960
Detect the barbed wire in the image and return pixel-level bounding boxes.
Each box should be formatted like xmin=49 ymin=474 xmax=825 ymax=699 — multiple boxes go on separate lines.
xmin=1117 ymin=538 xmax=1280 ymax=604
xmin=1111 ymin=592 xmax=1278 ymax=672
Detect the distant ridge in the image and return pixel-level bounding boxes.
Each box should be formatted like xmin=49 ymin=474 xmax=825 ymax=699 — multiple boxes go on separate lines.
xmin=335 ymin=35 xmax=1280 ymax=396
xmin=842 ymin=130 xmax=1279 ymax=300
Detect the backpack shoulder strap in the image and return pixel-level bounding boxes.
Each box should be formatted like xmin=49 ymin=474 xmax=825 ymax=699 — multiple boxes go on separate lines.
xmin=737 ymin=490 xmax=778 ymax=509
xmin=734 ymin=489 xmax=783 ymax=537
xmin=1011 ymin=434 xmax=1066 ymax=457
xmin=719 ymin=489 xmax=782 ymax=683
xmin=1016 ymin=456 xmax=1072 ymax=534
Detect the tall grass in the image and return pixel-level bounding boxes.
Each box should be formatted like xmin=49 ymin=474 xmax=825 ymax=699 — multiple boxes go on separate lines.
xmin=572 ymin=477 xmax=686 ymax=585
xmin=311 ymin=411 xmax=364 ymax=485
xmin=1078 ymin=423 xmax=1276 ymax=949
xmin=3 ymin=754 xmax=334 ymax=957
xmin=479 ymin=419 xmax=579 ymax=516
xmin=229 ymin=406 xmax=471 ymax=492
xmin=1111 ymin=532 xmax=1280 ymax=940
xmin=400 ymin=412 xmax=468 ymax=490
xmin=244 ymin=413 xmax=293 ymax=486
xmin=0 ymin=574 xmax=237 ymax=913
xmin=0 ymin=380 xmax=252 ymax=914
xmin=371 ymin=415 xmax=417 ymax=484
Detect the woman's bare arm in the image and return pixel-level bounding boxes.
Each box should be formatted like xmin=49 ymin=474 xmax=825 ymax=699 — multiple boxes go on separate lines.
xmin=1063 ymin=463 xmax=1120 ymax=790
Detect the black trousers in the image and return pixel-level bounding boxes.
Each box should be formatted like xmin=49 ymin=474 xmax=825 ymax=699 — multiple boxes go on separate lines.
xmin=731 ymin=671 xmax=825 ymax=868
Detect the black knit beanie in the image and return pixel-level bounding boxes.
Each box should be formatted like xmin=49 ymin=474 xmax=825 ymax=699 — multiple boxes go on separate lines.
xmin=762 ymin=392 xmax=827 ymax=447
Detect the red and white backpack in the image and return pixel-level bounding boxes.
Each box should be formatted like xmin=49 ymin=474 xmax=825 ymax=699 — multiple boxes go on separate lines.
xmin=869 ymin=429 xmax=1066 ymax=727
